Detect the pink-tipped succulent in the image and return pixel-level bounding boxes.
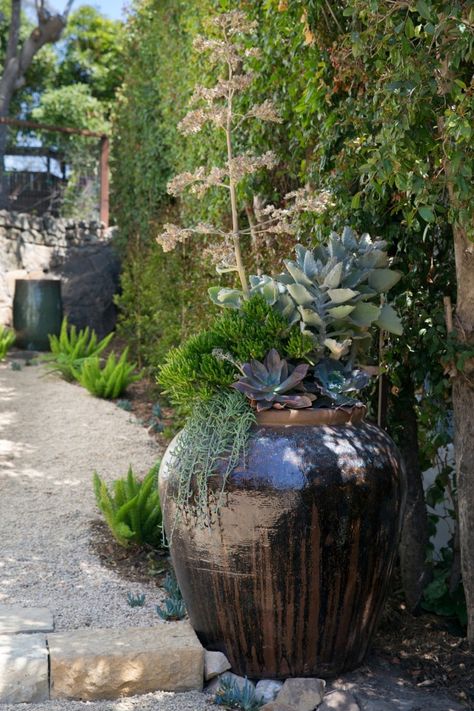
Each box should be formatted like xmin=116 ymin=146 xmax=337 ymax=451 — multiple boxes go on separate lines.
xmin=232 ymin=348 xmax=314 ymax=412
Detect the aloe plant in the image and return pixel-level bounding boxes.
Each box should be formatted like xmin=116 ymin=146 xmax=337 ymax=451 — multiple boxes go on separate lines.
xmin=93 ymin=465 xmax=162 ymax=547
xmin=44 ymin=318 xmax=114 ymax=381
xmin=75 ymin=348 xmax=140 ymax=399
xmin=0 ymin=326 xmax=15 ymax=360
xmin=233 ymin=348 xmax=314 ymax=411
xmin=210 ymin=227 xmax=403 ymax=362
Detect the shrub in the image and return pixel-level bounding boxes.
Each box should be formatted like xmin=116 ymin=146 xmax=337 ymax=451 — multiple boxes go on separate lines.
xmin=45 ymin=318 xmax=114 ymax=381
xmin=75 ymin=348 xmax=140 ymax=398
xmin=0 ymin=326 xmax=16 ymax=360
xmin=0 ymin=327 xmax=15 ymax=360
xmin=93 ymin=465 xmax=162 ymax=547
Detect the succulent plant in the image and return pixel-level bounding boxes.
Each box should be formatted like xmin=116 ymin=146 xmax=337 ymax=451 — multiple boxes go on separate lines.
xmin=232 ymin=348 xmax=314 ymax=411
xmin=127 ymin=592 xmax=146 ymax=607
xmin=312 ymin=358 xmax=370 ymax=408
xmin=209 ymin=227 xmax=403 ymax=362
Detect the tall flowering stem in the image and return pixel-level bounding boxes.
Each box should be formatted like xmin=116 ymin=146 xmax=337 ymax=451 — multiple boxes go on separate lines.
xmin=156 ymin=11 xmax=330 ymax=294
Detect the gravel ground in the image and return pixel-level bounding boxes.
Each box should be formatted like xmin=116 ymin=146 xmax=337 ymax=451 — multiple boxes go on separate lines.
xmin=0 ymin=356 xmax=218 ymax=711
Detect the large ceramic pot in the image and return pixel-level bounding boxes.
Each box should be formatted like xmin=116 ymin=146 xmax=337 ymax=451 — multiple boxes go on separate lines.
xmin=13 ymin=279 xmax=62 ymax=351
xmin=159 ymin=407 xmax=406 ymax=679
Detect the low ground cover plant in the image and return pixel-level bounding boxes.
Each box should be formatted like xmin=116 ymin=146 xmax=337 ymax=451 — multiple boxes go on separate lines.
xmin=45 ymin=318 xmax=114 ymax=381
xmin=76 ymin=348 xmax=140 ymax=399
xmin=0 ymin=326 xmax=15 ymax=360
xmin=93 ymin=465 xmax=162 ymax=547
xmin=156 ymin=573 xmax=186 ymax=621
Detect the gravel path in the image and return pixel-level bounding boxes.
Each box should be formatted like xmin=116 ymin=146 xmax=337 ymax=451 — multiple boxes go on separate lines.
xmin=0 ymin=356 xmax=218 ymax=711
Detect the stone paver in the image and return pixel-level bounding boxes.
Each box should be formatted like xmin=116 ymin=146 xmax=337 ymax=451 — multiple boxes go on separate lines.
xmin=0 ymin=633 xmax=49 ymax=703
xmin=48 ymin=622 xmax=204 ymax=700
xmin=0 ymin=605 xmax=54 ymax=635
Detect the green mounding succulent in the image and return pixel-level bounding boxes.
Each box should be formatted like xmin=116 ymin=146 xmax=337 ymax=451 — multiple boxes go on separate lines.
xmin=158 ymin=296 xmax=313 ymax=413
xmin=127 ymin=592 xmax=146 ymax=607
xmin=45 ymin=318 xmax=114 ymax=381
xmin=93 ymin=465 xmax=162 ymax=547
xmin=0 ymin=326 xmax=16 ymax=360
xmin=209 ymin=227 xmax=403 ymax=361
xmin=156 ymin=573 xmax=186 ymax=620
xmin=156 ymin=596 xmax=186 ymax=621
xmin=214 ymin=675 xmax=263 ymax=711
xmin=233 ymin=348 xmax=314 ymax=412
xmin=313 ymin=358 xmax=370 ymax=408
xmin=75 ymin=348 xmax=140 ymax=399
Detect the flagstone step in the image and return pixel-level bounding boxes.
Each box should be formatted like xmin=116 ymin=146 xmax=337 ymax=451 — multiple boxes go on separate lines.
xmin=48 ymin=622 xmax=204 ymax=700
xmin=0 ymin=604 xmax=54 ymax=635
xmin=0 ymin=633 xmax=49 ymax=703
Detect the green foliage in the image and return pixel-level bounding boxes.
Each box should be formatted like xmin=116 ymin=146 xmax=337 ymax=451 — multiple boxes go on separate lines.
xmin=0 ymin=326 xmax=15 ymax=360
xmin=215 ymin=676 xmax=263 ymax=711
xmin=422 ymin=548 xmax=467 ymax=628
xmin=76 ymin=348 xmax=140 ymax=399
xmin=45 ymin=318 xmax=114 ymax=381
xmin=156 ymin=573 xmax=186 ymax=621
xmin=167 ymin=391 xmax=255 ymax=530
xmin=127 ymin=592 xmax=146 ymax=607
xmin=158 ymin=295 xmax=313 ymax=412
xmin=93 ymin=465 xmax=162 ymax=547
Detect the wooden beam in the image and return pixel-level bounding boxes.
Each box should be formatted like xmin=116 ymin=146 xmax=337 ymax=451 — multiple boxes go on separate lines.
xmin=99 ymin=136 xmax=110 ymax=228
xmin=0 ymin=116 xmax=106 ymax=139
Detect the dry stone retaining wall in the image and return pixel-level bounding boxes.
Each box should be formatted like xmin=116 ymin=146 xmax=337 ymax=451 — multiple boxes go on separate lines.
xmin=0 ymin=210 xmax=121 ymax=338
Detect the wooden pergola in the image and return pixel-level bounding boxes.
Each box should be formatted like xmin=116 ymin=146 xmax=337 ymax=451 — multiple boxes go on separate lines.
xmin=0 ymin=116 xmax=110 ymax=227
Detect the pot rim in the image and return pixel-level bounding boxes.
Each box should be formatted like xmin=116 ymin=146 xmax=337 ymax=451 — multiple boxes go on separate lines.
xmin=256 ymin=405 xmax=366 ymax=427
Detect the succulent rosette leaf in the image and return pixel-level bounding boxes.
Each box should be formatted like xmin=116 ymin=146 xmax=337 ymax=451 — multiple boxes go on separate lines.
xmin=313 ymin=358 xmax=370 ymax=408
xmin=233 ymin=348 xmax=314 ymax=411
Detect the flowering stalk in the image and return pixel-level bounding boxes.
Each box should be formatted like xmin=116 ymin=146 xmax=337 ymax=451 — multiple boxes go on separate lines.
xmin=156 ymin=11 xmax=330 ymax=294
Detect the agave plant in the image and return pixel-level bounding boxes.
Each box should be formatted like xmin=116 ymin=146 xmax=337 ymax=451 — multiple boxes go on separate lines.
xmin=210 ymin=227 xmax=403 ymax=362
xmin=312 ymin=358 xmax=370 ymax=408
xmin=233 ymin=348 xmax=314 ymax=411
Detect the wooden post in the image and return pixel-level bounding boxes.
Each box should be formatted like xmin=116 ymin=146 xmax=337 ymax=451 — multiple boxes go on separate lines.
xmin=99 ymin=135 xmax=110 ymax=228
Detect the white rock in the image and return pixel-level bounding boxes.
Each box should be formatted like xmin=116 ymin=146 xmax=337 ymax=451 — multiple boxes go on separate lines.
xmin=0 ymin=604 xmax=54 ymax=634
xmin=204 ymin=650 xmax=231 ymax=680
xmin=49 ymin=623 xmax=204 ymax=700
xmin=0 ymin=633 xmax=49 ymax=703
xmin=255 ymin=679 xmax=284 ymax=704
xmin=319 ymin=690 xmax=360 ymax=710
xmin=274 ymin=677 xmax=326 ymax=711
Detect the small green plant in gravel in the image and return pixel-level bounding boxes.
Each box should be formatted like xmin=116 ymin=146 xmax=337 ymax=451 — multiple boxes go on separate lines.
xmin=76 ymin=348 xmax=140 ymax=399
xmin=127 ymin=592 xmax=146 ymax=607
xmin=10 ymin=361 xmax=22 ymax=371
xmin=116 ymin=399 xmax=133 ymax=411
xmin=45 ymin=318 xmax=114 ymax=381
xmin=156 ymin=573 xmax=186 ymax=621
xmin=0 ymin=326 xmax=15 ymax=360
xmin=93 ymin=465 xmax=162 ymax=547
xmin=214 ymin=676 xmax=263 ymax=711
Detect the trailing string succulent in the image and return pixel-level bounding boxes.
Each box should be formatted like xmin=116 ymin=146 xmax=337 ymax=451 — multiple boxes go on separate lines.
xmin=233 ymin=348 xmax=314 ymax=412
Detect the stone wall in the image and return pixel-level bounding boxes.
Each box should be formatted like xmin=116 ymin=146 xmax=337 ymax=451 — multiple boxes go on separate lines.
xmin=0 ymin=210 xmax=121 ymax=338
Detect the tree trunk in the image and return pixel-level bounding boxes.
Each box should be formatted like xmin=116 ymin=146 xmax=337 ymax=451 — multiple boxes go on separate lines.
xmin=452 ymin=224 xmax=474 ymax=647
xmin=391 ymin=376 xmax=431 ymax=611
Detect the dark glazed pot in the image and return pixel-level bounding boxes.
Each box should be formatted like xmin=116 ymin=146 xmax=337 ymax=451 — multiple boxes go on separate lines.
xmin=159 ymin=408 xmax=406 ymax=679
xmin=13 ymin=279 xmax=62 ymax=350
